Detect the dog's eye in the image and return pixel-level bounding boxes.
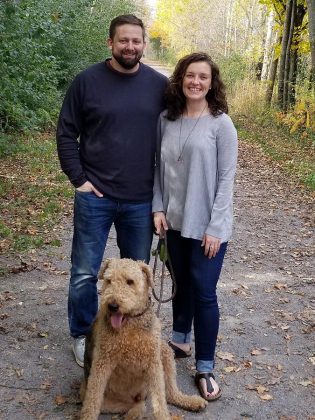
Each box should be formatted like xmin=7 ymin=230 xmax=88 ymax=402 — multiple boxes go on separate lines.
xmin=106 ymin=279 xmax=111 ymax=285
xmin=126 ymin=279 xmax=134 ymax=286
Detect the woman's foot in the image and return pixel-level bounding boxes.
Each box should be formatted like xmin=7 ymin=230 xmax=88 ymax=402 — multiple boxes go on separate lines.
xmin=168 ymin=341 xmax=192 ymax=358
xmin=195 ymin=372 xmax=222 ymax=401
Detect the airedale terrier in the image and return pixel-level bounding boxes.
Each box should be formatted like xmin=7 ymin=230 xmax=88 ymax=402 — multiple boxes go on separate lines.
xmin=80 ymin=258 xmax=207 ymax=420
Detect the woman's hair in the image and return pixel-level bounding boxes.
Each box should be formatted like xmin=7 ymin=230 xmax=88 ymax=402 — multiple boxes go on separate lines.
xmin=165 ymin=52 xmax=228 ymax=120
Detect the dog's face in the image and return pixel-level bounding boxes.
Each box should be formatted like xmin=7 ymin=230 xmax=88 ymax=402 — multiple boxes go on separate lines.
xmin=98 ymin=259 xmax=153 ymax=330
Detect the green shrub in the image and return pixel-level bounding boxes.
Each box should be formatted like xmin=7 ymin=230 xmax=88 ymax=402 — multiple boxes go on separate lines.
xmin=0 ymin=0 xmax=137 ymax=133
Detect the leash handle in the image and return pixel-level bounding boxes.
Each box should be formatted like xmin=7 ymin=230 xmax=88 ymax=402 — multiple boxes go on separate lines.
xmin=152 ymin=232 xmax=177 ymax=316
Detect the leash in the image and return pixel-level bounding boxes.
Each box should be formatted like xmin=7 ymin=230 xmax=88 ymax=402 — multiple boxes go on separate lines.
xmin=152 ymin=232 xmax=177 ymax=317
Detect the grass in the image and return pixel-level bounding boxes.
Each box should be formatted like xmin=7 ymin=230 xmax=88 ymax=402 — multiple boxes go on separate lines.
xmin=229 ymin=79 xmax=315 ymax=191
xmin=0 ymin=131 xmax=73 ymax=256
xmin=233 ymin=113 xmax=315 ymax=191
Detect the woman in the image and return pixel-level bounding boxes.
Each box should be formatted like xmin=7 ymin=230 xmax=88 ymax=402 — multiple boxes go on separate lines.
xmin=153 ymin=52 xmax=238 ymax=401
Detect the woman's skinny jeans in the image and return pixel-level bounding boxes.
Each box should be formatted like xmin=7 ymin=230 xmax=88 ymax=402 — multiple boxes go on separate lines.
xmin=167 ymin=230 xmax=227 ymax=371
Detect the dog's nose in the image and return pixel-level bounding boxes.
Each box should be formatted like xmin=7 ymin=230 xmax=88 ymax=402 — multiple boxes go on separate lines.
xmin=108 ymin=302 xmax=119 ymax=312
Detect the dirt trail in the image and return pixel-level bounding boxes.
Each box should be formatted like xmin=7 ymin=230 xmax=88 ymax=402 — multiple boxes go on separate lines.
xmin=0 ymin=65 xmax=314 ymax=419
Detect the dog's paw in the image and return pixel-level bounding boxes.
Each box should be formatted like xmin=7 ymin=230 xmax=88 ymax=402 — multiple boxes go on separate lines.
xmin=188 ymin=395 xmax=208 ymax=411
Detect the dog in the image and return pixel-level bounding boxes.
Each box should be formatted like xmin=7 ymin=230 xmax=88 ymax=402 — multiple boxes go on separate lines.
xmin=80 ymin=258 xmax=207 ymax=419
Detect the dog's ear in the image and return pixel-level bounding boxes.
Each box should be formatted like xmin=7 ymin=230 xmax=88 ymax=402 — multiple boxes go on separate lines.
xmin=138 ymin=261 xmax=153 ymax=288
xmin=98 ymin=259 xmax=112 ymax=279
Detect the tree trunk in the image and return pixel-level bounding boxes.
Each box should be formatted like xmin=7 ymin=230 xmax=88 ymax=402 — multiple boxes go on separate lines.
xmin=306 ymin=0 xmax=315 ymax=96
xmin=261 ymin=10 xmax=275 ymax=81
xmin=288 ymin=49 xmax=298 ymax=106
xmin=266 ymin=57 xmax=279 ymax=104
xmin=278 ymin=0 xmax=294 ymax=108
xmin=283 ymin=0 xmax=296 ymax=110
xmin=287 ymin=4 xmax=307 ymax=107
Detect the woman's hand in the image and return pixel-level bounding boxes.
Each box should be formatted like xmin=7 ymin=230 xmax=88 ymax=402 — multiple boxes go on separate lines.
xmin=201 ymin=234 xmax=221 ymax=259
xmin=153 ymin=212 xmax=168 ymax=236
xmin=76 ymin=181 xmax=103 ymax=197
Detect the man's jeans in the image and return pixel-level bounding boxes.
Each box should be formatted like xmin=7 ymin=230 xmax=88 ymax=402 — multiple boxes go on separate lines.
xmin=68 ymin=191 xmax=153 ymax=337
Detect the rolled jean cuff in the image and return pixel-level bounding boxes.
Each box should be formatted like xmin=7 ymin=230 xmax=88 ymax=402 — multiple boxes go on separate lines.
xmin=172 ymin=330 xmax=191 ymax=344
xmin=196 ymin=360 xmax=214 ymax=372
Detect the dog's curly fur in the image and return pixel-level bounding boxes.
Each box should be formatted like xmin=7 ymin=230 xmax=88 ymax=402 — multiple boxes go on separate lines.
xmin=80 ymin=258 xmax=207 ymax=420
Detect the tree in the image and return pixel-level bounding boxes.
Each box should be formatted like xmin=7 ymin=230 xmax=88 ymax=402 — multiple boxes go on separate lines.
xmin=307 ymin=0 xmax=315 ymax=95
xmin=278 ymin=0 xmax=294 ymax=108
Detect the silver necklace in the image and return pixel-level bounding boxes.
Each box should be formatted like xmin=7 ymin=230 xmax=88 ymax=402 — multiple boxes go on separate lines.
xmin=177 ymin=104 xmax=208 ymax=162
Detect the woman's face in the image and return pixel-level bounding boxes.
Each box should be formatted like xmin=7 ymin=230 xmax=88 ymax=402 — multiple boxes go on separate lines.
xmin=182 ymin=61 xmax=212 ymax=102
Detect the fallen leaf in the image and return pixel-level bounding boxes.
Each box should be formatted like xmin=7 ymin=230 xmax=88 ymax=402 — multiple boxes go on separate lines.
xmin=217 ymin=351 xmax=234 ymax=361
xmin=246 ymin=384 xmax=257 ymax=390
xmin=309 ymin=357 xmax=315 ymax=365
xmin=274 ymin=283 xmax=287 ymax=290
xmin=223 ymin=366 xmax=237 ymax=373
xmin=268 ymin=377 xmax=281 ymax=385
xmin=54 ymin=394 xmax=67 ymax=405
xmin=259 ymin=393 xmax=273 ymax=401
xmin=251 ymin=348 xmax=262 ymax=356
xmin=242 ymin=360 xmax=253 ymax=369
xmin=15 ymin=368 xmax=24 ymax=378
xmin=257 ymin=385 xmax=269 ymax=394
xmin=298 ymin=380 xmax=313 ymax=387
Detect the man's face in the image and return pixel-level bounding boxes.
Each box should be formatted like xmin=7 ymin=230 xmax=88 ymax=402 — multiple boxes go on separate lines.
xmin=108 ymin=24 xmax=146 ymax=72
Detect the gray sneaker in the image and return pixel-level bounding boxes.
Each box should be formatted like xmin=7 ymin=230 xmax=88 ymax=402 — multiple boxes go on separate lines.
xmin=72 ymin=336 xmax=85 ymax=367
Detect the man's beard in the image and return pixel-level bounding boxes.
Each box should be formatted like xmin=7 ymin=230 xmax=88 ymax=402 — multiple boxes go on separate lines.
xmin=112 ymin=49 xmax=143 ymax=70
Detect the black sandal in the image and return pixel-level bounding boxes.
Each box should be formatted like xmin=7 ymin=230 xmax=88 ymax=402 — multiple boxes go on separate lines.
xmin=168 ymin=340 xmax=192 ymax=358
xmin=195 ymin=372 xmax=222 ymax=401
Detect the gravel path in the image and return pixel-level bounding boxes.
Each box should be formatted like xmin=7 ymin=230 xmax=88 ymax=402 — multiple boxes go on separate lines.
xmin=0 ymin=63 xmax=314 ymax=420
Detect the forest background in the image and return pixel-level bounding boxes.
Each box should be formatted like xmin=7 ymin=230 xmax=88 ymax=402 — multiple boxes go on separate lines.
xmin=0 ymin=0 xmax=314 ymax=257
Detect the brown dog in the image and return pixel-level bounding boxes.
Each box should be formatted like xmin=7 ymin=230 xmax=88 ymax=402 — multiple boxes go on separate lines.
xmin=80 ymin=258 xmax=207 ymax=419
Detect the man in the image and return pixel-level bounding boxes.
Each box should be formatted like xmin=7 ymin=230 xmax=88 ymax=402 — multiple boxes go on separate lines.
xmin=56 ymin=14 xmax=168 ymax=367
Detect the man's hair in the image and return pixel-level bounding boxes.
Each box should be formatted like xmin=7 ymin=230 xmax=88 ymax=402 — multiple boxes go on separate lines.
xmin=165 ymin=52 xmax=228 ymax=120
xmin=109 ymin=14 xmax=145 ymax=40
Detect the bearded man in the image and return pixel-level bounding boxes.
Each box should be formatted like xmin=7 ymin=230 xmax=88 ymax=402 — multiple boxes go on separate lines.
xmin=56 ymin=14 xmax=167 ymax=367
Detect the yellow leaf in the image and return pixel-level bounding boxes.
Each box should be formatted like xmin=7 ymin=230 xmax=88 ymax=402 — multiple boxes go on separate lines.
xmin=257 ymin=385 xmax=269 ymax=394
xmin=223 ymin=366 xmax=236 ymax=373
xmin=260 ymin=393 xmax=273 ymax=401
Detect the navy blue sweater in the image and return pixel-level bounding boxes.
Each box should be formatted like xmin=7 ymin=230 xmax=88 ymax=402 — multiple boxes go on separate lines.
xmin=56 ymin=60 xmax=167 ymax=202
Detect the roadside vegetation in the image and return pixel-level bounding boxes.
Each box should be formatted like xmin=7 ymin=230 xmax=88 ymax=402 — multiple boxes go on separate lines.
xmin=150 ymin=0 xmax=315 ymax=188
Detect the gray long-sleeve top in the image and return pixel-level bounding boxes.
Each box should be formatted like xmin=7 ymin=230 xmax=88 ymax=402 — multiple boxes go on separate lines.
xmin=152 ymin=111 xmax=238 ymax=242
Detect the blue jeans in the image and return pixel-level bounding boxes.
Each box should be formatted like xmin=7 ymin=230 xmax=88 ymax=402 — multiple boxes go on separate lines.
xmin=68 ymin=191 xmax=153 ymax=337
xmin=166 ymin=230 xmax=227 ymax=372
